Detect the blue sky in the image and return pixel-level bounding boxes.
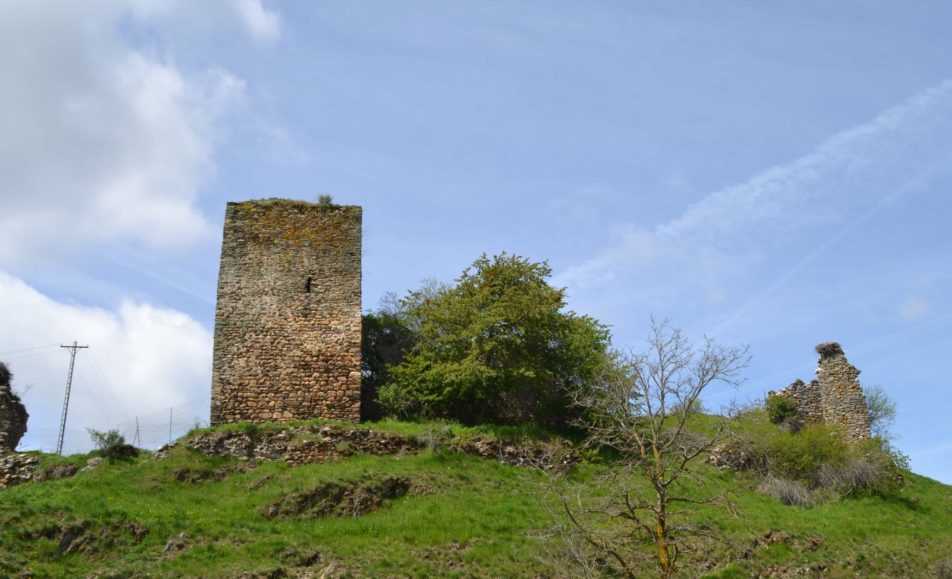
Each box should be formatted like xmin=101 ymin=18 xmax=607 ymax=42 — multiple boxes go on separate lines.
xmin=1 ymin=1 xmax=950 ymax=482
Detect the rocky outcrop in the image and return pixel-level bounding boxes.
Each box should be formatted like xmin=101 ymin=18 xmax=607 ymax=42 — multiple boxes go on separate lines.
xmin=0 ymin=455 xmax=100 ymax=490
xmin=0 ymin=362 xmax=28 ymax=451
xmin=0 ymin=452 xmax=40 ymax=489
xmin=263 ymin=476 xmax=411 ymax=519
xmin=157 ymin=423 xmax=579 ymax=473
xmin=772 ymin=343 xmax=871 ymax=441
xmin=170 ymin=424 xmax=420 ymax=465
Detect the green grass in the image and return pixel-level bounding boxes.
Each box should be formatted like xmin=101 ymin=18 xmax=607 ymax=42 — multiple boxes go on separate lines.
xmin=1 ymin=418 xmax=950 ymax=577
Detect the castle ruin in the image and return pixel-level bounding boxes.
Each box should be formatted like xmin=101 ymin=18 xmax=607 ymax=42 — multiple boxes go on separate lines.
xmin=773 ymin=342 xmax=871 ymax=441
xmin=210 ymin=199 xmax=362 ymax=425
xmin=0 ymin=362 xmax=28 ymax=451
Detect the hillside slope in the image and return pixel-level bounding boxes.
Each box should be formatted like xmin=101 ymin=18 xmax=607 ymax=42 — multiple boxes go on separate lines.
xmin=1 ymin=420 xmax=950 ymax=577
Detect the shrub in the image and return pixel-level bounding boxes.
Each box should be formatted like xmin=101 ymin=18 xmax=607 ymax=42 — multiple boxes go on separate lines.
xmin=381 ymin=253 xmax=612 ymax=429
xmin=709 ymin=438 xmax=769 ymax=475
xmin=377 ymin=383 xmax=418 ymax=419
xmin=767 ymin=424 xmax=848 ymax=482
xmin=758 ymin=477 xmax=814 ymax=507
xmin=317 ymin=194 xmax=333 ymax=206
xmin=417 ymin=426 xmax=455 ymax=452
xmin=864 ymin=384 xmax=897 ymax=440
xmin=765 ymin=392 xmax=798 ymax=426
xmin=815 ymin=458 xmax=885 ymax=496
xmin=670 ymin=398 xmax=705 ymax=415
xmin=88 ymin=429 xmax=139 ymax=462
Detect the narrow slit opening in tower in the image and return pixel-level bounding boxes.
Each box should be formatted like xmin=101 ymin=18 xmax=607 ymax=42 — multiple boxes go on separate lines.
xmin=305 ymin=276 xmax=313 ymax=293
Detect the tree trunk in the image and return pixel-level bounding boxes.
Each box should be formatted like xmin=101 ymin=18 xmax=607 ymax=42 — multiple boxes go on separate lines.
xmin=655 ymin=490 xmax=672 ymax=578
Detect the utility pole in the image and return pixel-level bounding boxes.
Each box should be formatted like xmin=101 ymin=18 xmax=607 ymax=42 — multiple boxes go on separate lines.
xmin=57 ymin=341 xmax=88 ymax=455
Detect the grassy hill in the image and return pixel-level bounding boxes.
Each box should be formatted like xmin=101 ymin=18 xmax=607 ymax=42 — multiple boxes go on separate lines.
xmin=1 ymin=418 xmax=950 ymax=578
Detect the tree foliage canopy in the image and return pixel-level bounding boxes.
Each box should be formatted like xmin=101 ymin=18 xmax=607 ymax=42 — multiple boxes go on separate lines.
xmin=376 ymin=253 xmax=611 ymax=428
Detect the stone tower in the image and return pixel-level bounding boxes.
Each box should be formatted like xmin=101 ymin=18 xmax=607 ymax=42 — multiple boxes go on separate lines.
xmin=210 ymin=199 xmax=362 ymax=425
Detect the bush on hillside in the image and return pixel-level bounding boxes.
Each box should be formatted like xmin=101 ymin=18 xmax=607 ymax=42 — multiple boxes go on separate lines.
xmin=88 ymin=429 xmax=139 ymax=462
xmin=824 ymin=438 xmax=908 ymax=497
xmin=758 ymin=477 xmax=814 ymax=507
xmin=728 ymin=418 xmax=910 ymax=504
xmin=765 ymin=392 xmax=798 ymax=428
xmin=709 ymin=438 xmax=770 ymax=474
xmin=767 ymin=423 xmax=849 ymax=482
xmin=377 ymin=253 xmax=612 ymax=430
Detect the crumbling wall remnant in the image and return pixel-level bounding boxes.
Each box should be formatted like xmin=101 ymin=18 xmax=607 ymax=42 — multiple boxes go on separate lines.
xmin=773 ymin=343 xmax=871 ymax=441
xmin=0 ymin=362 xmax=29 ymax=452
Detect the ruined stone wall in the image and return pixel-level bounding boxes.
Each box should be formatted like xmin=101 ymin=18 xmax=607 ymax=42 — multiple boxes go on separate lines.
xmin=814 ymin=343 xmax=871 ymax=441
xmin=0 ymin=362 xmax=28 ymax=451
xmin=781 ymin=378 xmax=822 ymax=426
xmin=210 ymin=200 xmax=362 ymax=425
xmin=776 ymin=343 xmax=871 ymax=441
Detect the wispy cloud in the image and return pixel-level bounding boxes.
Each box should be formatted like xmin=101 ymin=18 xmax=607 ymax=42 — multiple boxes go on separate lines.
xmin=557 ymin=79 xmax=952 ymax=331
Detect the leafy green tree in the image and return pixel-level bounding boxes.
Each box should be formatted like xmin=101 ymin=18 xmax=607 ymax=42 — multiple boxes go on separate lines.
xmin=87 ymin=429 xmax=139 ymax=462
xmin=377 ymin=253 xmax=611 ymax=429
xmin=361 ymin=293 xmax=418 ymax=420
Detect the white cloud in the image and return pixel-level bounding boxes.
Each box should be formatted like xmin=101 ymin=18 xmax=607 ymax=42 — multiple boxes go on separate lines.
xmin=0 ymin=0 xmax=285 ymax=450
xmin=0 ymin=1 xmax=250 ymax=268
xmin=0 ymin=272 xmax=211 ymax=454
xmin=234 ymin=0 xmax=281 ymax=43
xmin=126 ymin=0 xmax=281 ymax=44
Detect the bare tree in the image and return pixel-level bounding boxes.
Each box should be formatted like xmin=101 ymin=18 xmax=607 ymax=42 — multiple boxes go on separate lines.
xmin=547 ymin=319 xmax=749 ymax=578
xmin=863 ymin=384 xmax=897 ymax=440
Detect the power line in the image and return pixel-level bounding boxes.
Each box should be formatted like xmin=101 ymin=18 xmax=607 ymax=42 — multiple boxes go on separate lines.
xmin=85 ymin=351 xmax=130 ymax=417
xmin=2 ymin=350 xmax=62 ymax=362
xmin=0 ymin=343 xmax=59 ymax=356
xmin=56 ymin=341 xmax=88 ymax=455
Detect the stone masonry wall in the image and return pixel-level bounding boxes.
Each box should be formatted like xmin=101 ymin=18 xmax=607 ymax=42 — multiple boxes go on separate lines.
xmin=776 ymin=343 xmax=871 ymax=441
xmin=0 ymin=362 xmax=28 ymax=451
xmin=210 ymin=199 xmax=361 ymax=425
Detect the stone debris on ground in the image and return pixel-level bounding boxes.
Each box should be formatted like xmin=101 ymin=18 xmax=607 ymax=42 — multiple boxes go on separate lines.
xmin=157 ymin=423 xmax=579 ymax=473
xmin=0 ymin=451 xmax=40 ymax=489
